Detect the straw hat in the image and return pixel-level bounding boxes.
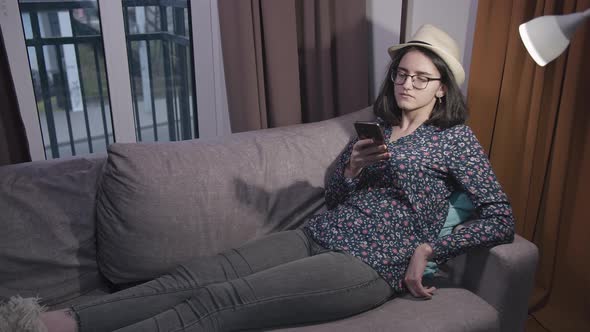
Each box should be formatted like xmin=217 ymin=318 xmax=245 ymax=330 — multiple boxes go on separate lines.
xmin=388 ymin=24 xmax=465 ymax=86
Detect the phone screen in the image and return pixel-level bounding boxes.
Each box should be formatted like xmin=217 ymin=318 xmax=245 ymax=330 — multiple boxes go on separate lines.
xmin=354 ymin=121 xmax=385 ymax=145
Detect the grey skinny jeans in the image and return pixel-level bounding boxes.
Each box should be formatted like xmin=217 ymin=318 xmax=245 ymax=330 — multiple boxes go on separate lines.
xmin=72 ymin=230 xmax=393 ymax=331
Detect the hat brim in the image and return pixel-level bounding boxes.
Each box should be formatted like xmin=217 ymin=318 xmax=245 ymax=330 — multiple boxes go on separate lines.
xmin=387 ymin=43 xmax=465 ymax=86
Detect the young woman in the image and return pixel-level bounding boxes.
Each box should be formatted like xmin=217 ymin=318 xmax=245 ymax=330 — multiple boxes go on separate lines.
xmin=3 ymin=24 xmax=515 ymax=332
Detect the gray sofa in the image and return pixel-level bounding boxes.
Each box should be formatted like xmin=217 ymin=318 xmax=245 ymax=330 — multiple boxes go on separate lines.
xmin=0 ymin=107 xmax=538 ymax=332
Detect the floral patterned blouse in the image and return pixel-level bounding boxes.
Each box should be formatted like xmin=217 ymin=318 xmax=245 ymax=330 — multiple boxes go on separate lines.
xmin=303 ymin=118 xmax=515 ymax=293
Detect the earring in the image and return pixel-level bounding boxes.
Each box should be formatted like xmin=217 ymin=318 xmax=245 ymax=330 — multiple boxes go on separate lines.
xmin=437 ymin=96 xmax=442 ymax=104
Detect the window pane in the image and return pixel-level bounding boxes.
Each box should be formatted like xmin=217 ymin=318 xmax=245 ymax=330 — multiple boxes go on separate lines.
xmin=71 ymin=6 xmax=101 ymax=36
xmin=19 ymin=0 xmax=113 ymax=159
xmin=38 ymin=11 xmax=70 ymax=38
xmin=123 ymin=0 xmax=197 ymax=142
xmin=126 ymin=6 xmax=160 ymax=34
xmin=22 ymin=13 xmax=34 ymax=40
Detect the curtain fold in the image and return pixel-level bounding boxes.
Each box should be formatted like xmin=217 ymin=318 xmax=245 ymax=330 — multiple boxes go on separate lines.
xmin=0 ymin=29 xmax=30 ymax=166
xmin=467 ymin=0 xmax=590 ymax=330
xmin=218 ymin=0 xmax=369 ymax=133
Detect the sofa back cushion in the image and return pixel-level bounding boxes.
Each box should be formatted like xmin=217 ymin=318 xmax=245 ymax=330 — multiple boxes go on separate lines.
xmin=96 ymin=108 xmax=375 ymax=284
xmin=0 ymin=156 xmax=106 ymax=305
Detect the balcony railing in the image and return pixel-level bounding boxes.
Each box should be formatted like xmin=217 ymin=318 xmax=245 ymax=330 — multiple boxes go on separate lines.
xmin=19 ymin=0 xmax=198 ymax=159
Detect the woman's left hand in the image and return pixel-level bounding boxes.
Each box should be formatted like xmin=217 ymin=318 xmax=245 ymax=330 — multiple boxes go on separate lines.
xmin=404 ymin=243 xmax=436 ymax=299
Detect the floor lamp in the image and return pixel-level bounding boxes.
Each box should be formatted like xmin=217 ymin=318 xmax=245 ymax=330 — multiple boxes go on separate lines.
xmin=519 ymin=8 xmax=590 ymax=66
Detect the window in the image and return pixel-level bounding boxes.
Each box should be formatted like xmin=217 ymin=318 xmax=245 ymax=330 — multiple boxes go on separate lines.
xmin=2 ymin=0 xmax=228 ymax=161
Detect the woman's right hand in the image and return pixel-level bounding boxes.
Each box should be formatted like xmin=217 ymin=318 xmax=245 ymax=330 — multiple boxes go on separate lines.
xmin=344 ymin=139 xmax=390 ymax=178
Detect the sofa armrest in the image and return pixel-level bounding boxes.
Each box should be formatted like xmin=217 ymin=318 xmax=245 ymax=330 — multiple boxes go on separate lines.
xmin=448 ymin=234 xmax=538 ymax=332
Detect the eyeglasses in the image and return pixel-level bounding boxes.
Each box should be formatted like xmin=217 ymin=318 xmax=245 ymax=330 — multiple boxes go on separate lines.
xmin=391 ymin=71 xmax=441 ymax=90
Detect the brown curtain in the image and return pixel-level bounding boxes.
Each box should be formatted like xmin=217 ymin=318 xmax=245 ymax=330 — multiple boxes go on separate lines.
xmin=0 ymin=29 xmax=30 ymax=166
xmin=218 ymin=0 xmax=369 ymax=132
xmin=467 ymin=0 xmax=590 ymax=331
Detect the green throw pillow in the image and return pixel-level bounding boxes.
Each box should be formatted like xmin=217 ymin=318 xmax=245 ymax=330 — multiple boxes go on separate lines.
xmin=423 ymin=191 xmax=474 ymax=277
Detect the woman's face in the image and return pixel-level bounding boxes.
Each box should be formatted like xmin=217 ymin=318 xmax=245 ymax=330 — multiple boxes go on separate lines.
xmin=393 ymin=50 xmax=445 ymax=116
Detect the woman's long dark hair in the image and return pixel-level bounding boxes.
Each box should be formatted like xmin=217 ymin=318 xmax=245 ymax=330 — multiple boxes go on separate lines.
xmin=373 ymin=46 xmax=468 ymax=129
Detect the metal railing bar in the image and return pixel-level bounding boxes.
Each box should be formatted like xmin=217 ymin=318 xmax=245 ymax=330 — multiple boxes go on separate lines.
xmin=122 ymin=0 xmax=187 ymax=9
xmin=171 ymin=41 xmax=180 ymax=141
xmin=21 ymin=21 xmax=189 ymax=45
xmin=93 ymin=41 xmax=109 ymax=146
xmin=123 ymin=6 xmax=143 ymax=141
xmin=25 ymin=35 xmax=102 ymax=47
xmin=178 ymin=45 xmax=190 ymax=140
xmin=173 ymin=9 xmax=183 ymax=140
xmin=174 ymin=6 xmax=190 ymax=140
xmin=183 ymin=44 xmax=194 ymax=138
xmin=127 ymin=32 xmax=189 ymax=46
xmin=185 ymin=45 xmax=194 ymax=138
xmin=55 ymin=44 xmax=76 ymax=155
xmin=185 ymin=0 xmax=198 ymax=139
xmin=19 ymin=1 xmax=97 ymax=12
xmin=71 ymin=9 xmax=93 ymax=153
xmin=160 ymin=5 xmax=176 ymax=141
xmin=30 ymin=11 xmax=60 ymax=158
xmin=170 ymin=8 xmax=179 ymax=139
xmin=130 ymin=45 xmax=143 ymax=141
xmin=146 ymin=40 xmax=158 ymax=141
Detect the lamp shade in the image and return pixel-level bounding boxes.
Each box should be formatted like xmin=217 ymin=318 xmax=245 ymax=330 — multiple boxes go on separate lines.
xmin=519 ymin=9 xmax=590 ymax=66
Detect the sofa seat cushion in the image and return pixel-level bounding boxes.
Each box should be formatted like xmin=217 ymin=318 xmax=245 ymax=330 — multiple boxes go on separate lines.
xmin=275 ymin=288 xmax=499 ymax=332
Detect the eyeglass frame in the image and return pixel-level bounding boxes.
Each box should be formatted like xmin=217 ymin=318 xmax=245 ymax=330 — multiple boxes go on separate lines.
xmin=390 ymin=70 xmax=442 ymax=90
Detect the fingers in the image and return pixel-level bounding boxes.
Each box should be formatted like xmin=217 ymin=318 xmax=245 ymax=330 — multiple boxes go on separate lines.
xmin=350 ymin=140 xmax=390 ymax=171
xmin=424 ymin=286 xmax=436 ymax=298
xmin=364 ymin=152 xmax=391 ymax=165
xmin=350 ymin=152 xmax=390 ymax=170
xmin=365 ymin=145 xmax=389 ymax=157
xmin=353 ymin=141 xmax=389 ymax=160
xmin=409 ymin=285 xmax=435 ymax=299
xmin=405 ymin=279 xmax=437 ymax=299
xmin=355 ymin=138 xmax=379 ymax=148
xmin=356 ymin=140 xmax=388 ymax=154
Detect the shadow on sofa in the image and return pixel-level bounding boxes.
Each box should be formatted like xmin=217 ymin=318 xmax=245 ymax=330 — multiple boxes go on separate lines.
xmin=233 ymin=178 xmax=326 ymax=233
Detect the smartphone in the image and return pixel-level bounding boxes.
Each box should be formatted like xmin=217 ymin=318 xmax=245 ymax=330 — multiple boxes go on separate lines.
xmin=354 ymin=121 xmax=385 ymax=145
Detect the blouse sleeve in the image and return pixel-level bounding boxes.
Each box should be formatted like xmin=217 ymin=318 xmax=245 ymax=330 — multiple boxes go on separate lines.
xmin=429 ymin=125 xmax=515 ymax=263
xmin=325 ymin=137 xmax=361 ymax=210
